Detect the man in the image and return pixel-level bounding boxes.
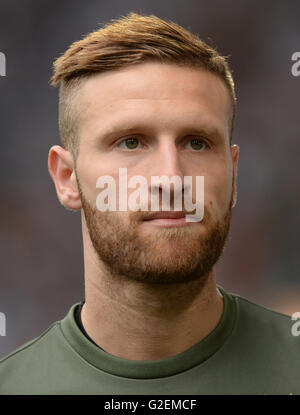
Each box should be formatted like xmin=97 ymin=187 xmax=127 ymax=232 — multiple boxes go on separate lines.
xmin=0 ymin=12 xmax=299 ymax=395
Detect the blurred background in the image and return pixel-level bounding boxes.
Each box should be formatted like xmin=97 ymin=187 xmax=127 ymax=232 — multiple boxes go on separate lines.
xmin=0 ymin=0 xmax=299 ymax=358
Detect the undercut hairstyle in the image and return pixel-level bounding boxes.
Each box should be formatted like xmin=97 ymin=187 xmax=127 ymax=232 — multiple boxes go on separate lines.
xmin=50 ymin=12 xmax=236 ymax=160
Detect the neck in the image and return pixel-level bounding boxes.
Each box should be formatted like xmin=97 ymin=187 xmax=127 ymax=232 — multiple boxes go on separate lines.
xmin=81 ymin=252 xmax=223 ymax=361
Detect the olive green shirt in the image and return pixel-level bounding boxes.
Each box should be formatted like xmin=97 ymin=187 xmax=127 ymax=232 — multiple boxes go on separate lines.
xmin=0 ymin=285 xmax=299 ymax=395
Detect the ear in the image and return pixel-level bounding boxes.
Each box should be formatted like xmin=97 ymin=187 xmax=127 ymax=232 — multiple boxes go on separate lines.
xmin=48 ymin=145 xmax=82 ymax=210
xmin=230 ymin=144 xmax=239 ymax=208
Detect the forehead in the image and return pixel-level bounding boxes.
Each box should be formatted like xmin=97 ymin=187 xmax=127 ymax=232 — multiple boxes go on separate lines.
xmin=77 ymin=62 xmax=232 ymax=141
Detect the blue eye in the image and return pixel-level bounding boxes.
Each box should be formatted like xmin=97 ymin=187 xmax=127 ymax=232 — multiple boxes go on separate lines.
xmin=119 ymin=137 xmax=140 ymax=150
xmin=185 ymin=138 xmax=206 ymax=151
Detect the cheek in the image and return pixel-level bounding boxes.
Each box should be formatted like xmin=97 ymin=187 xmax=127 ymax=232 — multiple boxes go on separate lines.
xmin=203 ymin=170 xmax=232 ymax=217
xmin=77 ymin=161 xmax=116 ymax=208
xmin=77 ymin=147 xmax=115 ymax=195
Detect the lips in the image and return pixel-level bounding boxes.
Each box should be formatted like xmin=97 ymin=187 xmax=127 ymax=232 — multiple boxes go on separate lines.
xmin=143 ymin=211 xmax=186 ymax=221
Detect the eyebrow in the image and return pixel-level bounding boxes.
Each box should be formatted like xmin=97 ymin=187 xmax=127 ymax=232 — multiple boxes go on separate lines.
xmin=97 ymin=122 xmax=225 ymax=145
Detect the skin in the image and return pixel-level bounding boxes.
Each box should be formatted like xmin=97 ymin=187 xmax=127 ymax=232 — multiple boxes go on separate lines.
xmin=48 ymin=62 xmax=239 ymax=361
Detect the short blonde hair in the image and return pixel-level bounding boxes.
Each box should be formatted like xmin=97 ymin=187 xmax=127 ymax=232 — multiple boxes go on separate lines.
xmin=50 ymin=11 xmax=236 ymax=158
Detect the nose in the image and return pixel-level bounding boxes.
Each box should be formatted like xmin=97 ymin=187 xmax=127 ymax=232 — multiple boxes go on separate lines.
xmin=147 ymin=139 xmax=189 ymax=210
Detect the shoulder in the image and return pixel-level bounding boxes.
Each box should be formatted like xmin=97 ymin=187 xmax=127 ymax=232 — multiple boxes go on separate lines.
xmin=0 ymin=302 xmax=81 ymax=370
xmin=229 ymin=291 xmax=300 ymax=350
xmin=0 ymin=319 xmax=71 ymax=395
xmin=0 ymin=321 xmax=61 ymax=368
xmin=0 ymin=302 xmax=83 ymax=394
xmin=233 ymin=292 xmax=294 ymax=323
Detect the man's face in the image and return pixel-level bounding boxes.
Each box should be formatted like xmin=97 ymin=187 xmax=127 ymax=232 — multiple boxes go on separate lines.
xmin=74 ymin=62 xmax=238 ymax=284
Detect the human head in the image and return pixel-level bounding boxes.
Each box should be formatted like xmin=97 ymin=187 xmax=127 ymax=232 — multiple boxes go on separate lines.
xmin=48 ymin=14 xmax=239 ymax=286
xmin=50 ymin=11 xmax=236 ymax=162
